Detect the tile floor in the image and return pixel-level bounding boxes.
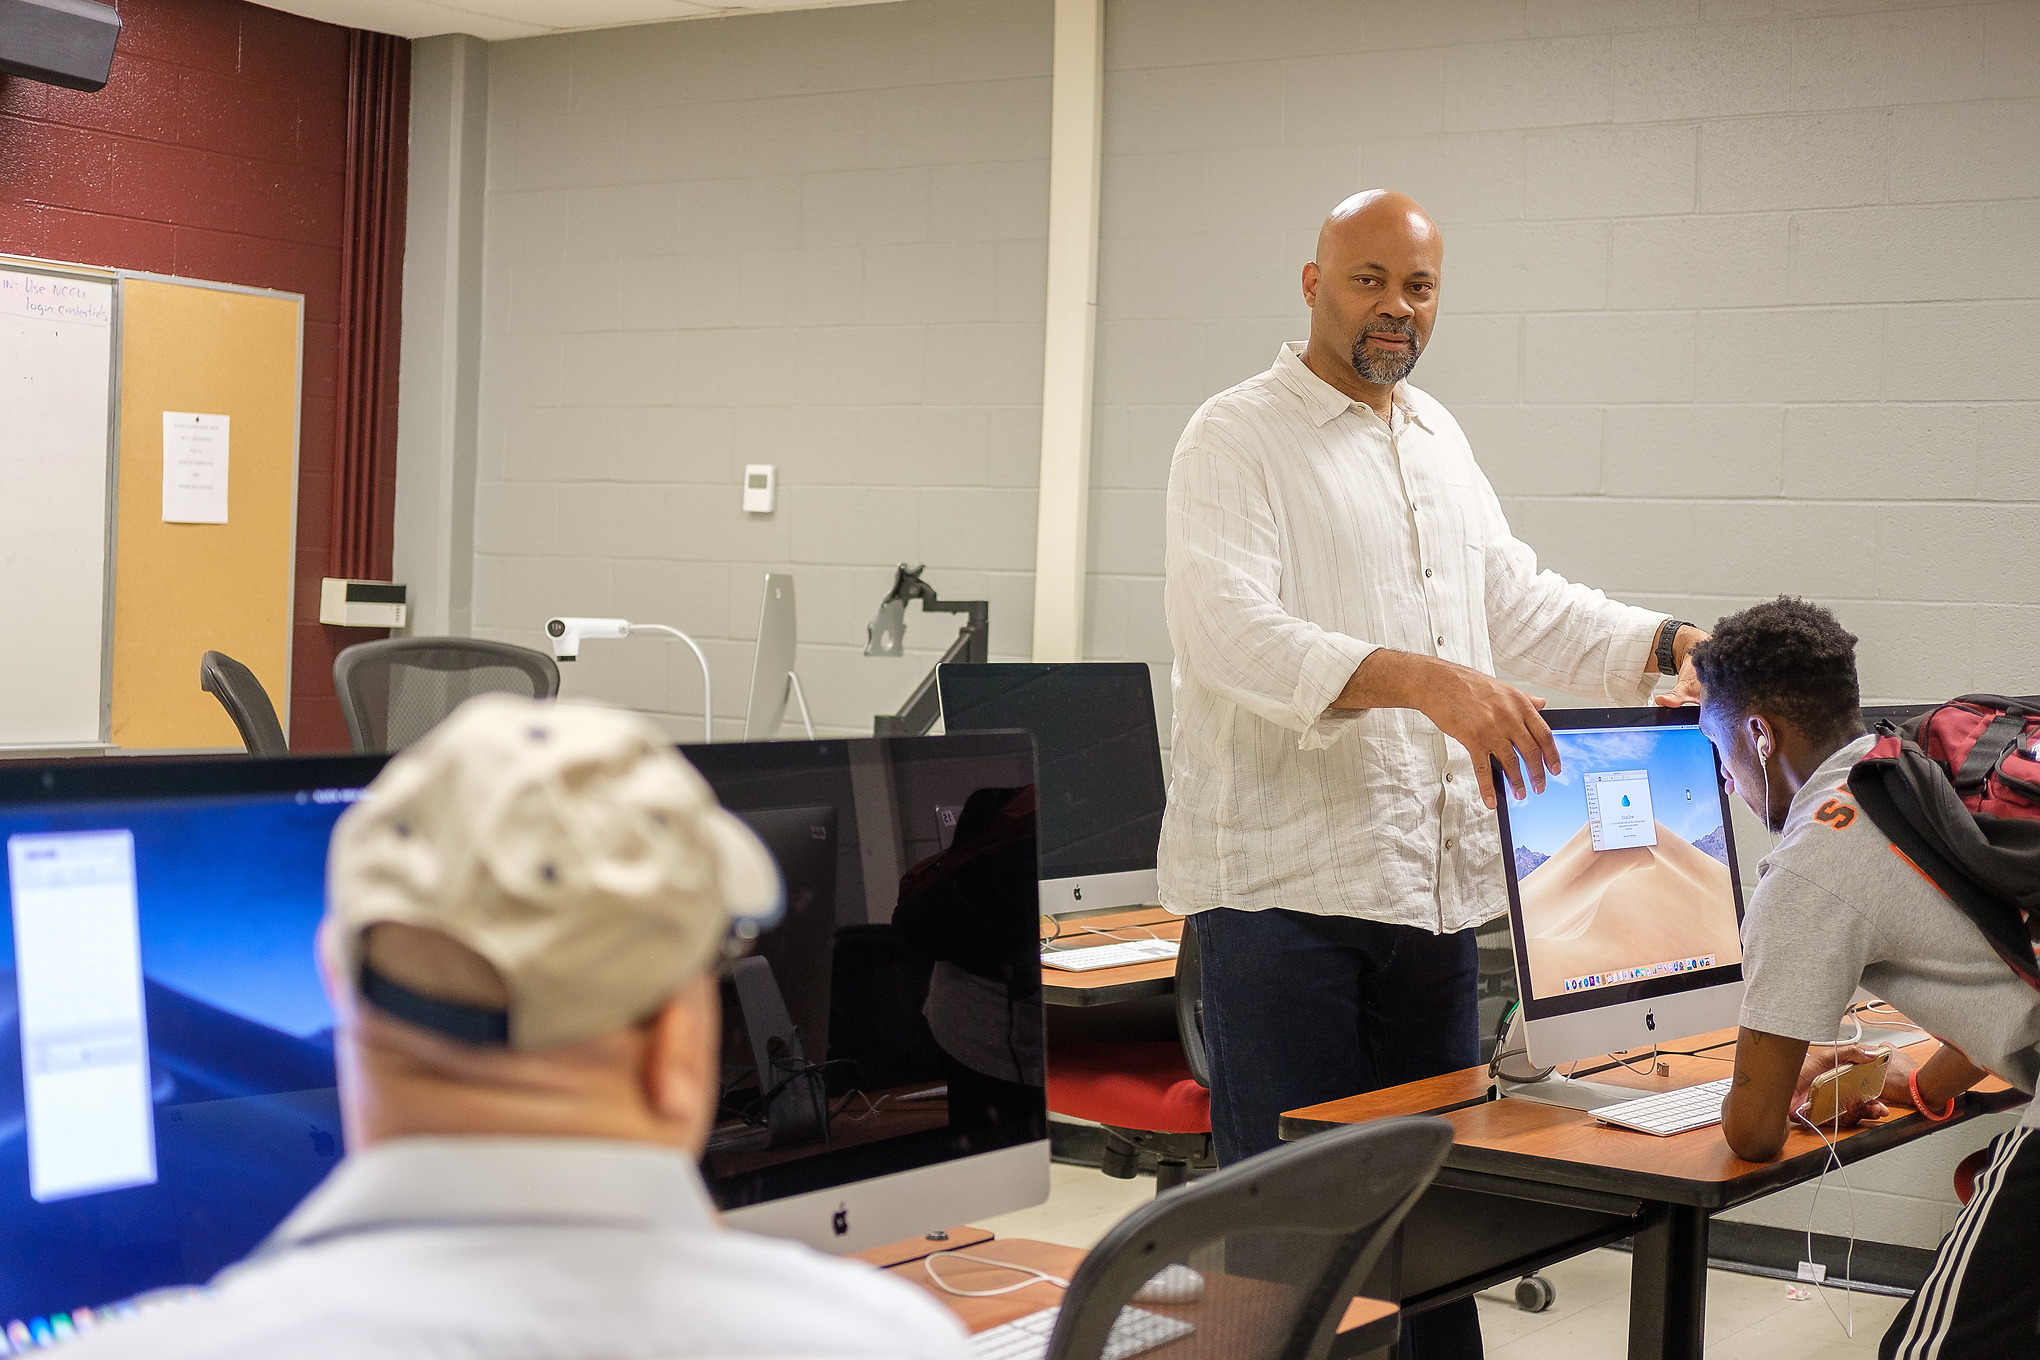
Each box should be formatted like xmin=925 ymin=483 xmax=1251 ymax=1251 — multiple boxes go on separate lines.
xmin=973 ymin=1163 xmax=1907 ymax=1358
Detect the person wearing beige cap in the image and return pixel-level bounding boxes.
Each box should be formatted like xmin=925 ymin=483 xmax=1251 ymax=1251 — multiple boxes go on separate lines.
xmin=63 ymin=695 xmax=969 ymax=1360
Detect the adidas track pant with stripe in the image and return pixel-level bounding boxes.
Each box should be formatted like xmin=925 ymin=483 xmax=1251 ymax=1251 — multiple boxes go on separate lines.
xmin=1881 ymin=1124 xmax=2040 ymax=1360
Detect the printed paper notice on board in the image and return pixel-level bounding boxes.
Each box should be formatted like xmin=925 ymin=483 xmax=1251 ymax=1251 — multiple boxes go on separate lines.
xmin=162 ymin=411 xmax=230 ymax=523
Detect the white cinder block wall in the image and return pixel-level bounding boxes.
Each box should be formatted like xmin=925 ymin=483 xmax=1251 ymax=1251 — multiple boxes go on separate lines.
xmin=453 ymin=0 xmax=2037 ymax=1251
xmin=470 ymin=0 xmax=1052 ymax=736
xmin=1082 ymin=0 xmax=2039 ymax=1250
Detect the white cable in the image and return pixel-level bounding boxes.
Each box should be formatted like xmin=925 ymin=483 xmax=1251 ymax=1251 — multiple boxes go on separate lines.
xmin=922 ymin=1251 xmax=1070 ymax=1298
xmin=1079 ymin=923 xmax=1163 ymax=943
xmin=626 ymin=623 xmax=714 ymax=743
xmin=1792 ymin=1051 xmax=1860 ymax=1339
xmin=1811 ymin=1010 xmax=1866 ymax=1047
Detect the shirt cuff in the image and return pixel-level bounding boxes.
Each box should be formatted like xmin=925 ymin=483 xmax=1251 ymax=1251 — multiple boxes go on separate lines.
xmin=1293 ymin=633 xmax=1379 ymax=751
xmin=1605 ymin=610 xmax=1670 ymax=706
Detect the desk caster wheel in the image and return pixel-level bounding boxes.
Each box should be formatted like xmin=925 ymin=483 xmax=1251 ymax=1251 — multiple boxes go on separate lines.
xmin=1514 ymin=1275 xmax=1556 ymax=1313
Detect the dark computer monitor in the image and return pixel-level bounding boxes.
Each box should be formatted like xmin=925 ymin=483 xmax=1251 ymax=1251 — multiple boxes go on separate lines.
xmin=936 ymin=662 xmax=1166 ymax=914
xmin=0 ymin=752 xmax=386 ymax=1330
xmin=1494 ymin=707 xmax=1749 ymax=1069
xmin=684 ymin=732 xmax=1048 ymax=1252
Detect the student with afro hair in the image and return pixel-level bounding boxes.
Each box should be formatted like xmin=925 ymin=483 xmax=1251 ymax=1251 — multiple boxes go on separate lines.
xmin=1693 ymin=596 xmax=2040 ymax=1360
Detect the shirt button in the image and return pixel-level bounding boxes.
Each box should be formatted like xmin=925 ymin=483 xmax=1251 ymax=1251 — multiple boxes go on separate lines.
xmin=1436 ymin=635 xmax=1445 ymax=646
xmin=1445 ymin=772 xmax=1454 ymax=783
xmin=1445 ymin=839 xmax=1455 ymax=851
xmin=1424 ymin=568 xmax=1433 ymax=578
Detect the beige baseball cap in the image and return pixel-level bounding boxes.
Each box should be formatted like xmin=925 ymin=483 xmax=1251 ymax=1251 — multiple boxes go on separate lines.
xmin=323 ymin=693 xmax=781 ymax=1050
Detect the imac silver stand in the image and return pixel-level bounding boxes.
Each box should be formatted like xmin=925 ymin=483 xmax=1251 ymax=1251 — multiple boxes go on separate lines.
xmin=785 ymin=672 xmax=816 ymax=739
xmin=1489 ymin=1011 xmax=1641 ymax=1112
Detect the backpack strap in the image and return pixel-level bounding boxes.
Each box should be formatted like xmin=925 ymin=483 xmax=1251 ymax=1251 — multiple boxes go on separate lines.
xmin=1954 ymin=711 xmax=2029 ymax=796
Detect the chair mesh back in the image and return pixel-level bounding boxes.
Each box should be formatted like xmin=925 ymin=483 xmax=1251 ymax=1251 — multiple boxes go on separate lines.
xmin=199 ymin=650 xmax=289 ymax=756
xmin=1047 ymin=1118 xmax=1452 ymax=1360
xmin=333 ymin=639 xmax=560 ymax=753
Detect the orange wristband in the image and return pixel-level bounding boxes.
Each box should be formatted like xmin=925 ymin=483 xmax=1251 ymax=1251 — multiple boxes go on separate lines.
xmin=1909 ymin=1067 xmax=1957 ymax=1123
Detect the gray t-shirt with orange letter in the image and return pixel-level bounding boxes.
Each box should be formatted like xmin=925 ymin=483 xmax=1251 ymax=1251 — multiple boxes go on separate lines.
xmin=1738 ymin=735 xmax=2040 ymax=1129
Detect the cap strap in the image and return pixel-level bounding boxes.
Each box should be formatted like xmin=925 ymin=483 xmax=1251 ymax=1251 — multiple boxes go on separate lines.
xmin=360 ymin=961 xmax=511 ymax=1046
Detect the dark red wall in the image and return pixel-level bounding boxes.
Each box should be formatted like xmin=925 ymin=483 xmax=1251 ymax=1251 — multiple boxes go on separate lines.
xmin=0 ymin=0 xmax=404 ymax=752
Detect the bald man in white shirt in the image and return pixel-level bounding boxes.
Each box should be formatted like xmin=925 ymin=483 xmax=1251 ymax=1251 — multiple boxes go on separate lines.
xmin=1162 ymin=192 xmax=1706 ymax=1358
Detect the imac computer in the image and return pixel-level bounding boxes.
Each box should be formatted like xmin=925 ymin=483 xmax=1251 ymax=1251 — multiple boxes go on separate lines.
xmin=936 ymin=662 xmax=1166 ymax=915
xmin=1494 ymin=707 xmax=1748 ymax=1108
xmin=684 ymin=731 xmax=1048 ymax=1252
xmin=0 ymin=751 xmax=386 ymax=1331
xmin=743 ymin=572 xmax=813 ymax=740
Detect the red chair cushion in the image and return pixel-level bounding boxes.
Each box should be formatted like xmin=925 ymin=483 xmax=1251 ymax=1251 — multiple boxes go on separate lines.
xmin=1048 ymin=1041 xmax=1211 ymax=1135
xmin=1954 ymin=1147 xmax=1992 ymax=1205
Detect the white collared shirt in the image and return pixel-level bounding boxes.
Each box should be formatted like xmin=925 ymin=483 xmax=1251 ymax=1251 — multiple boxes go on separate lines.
xmin=62 ymin=1137 xmax=969 ymax=1360
xmin=1160 ymin=343 xmax=1667 ymax=933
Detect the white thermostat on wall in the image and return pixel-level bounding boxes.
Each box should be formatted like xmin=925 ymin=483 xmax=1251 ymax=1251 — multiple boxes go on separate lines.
xmin=743 ymin=464 xmax=776 ymax=514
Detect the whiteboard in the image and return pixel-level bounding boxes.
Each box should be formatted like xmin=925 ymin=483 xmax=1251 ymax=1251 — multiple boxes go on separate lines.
xmin=0 ymin=265 xmax=116 ymax=746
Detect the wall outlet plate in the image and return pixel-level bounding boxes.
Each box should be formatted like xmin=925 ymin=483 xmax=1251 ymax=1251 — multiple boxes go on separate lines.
xmin=743 ymin=463 xmax=775 ymax=513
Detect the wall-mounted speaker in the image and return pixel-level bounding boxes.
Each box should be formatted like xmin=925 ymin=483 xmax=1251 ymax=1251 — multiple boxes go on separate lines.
xmin=0 ymin=0 xmax=121 ymax=94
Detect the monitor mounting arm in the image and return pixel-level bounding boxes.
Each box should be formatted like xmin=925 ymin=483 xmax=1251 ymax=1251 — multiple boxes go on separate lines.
xmin=865 ymin=565 xmax=988 ymax=737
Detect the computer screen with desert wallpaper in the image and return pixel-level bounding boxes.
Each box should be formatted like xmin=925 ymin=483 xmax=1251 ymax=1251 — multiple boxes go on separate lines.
xmin=1503 ymin=724 xmax=1742 ymax=1003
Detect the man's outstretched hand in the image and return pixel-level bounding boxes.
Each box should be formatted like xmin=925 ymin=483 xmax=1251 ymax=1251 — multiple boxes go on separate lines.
xmin=1336 ymin=652 xmax=1559 ymax=809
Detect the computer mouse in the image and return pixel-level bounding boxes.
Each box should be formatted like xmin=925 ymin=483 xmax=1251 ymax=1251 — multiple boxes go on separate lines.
xmin=1132 ymin=1263 xmax=1204 ymax=1305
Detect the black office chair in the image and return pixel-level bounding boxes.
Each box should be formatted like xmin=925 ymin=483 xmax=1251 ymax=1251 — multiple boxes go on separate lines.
xmin=1044 ymin=1116 xmax=1452 ymax=1360
xmin=199 ymin=650 xmax=290 ymax=756
xmin=332 ymin=637 xmax=560 ymax=753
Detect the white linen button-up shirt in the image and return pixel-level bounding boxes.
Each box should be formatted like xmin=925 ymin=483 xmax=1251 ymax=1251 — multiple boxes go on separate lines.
xmin=1160 ymin=342 xmax=1667 ymax=933
xmin=62 ymin=1137 xmax=968 ymax=1360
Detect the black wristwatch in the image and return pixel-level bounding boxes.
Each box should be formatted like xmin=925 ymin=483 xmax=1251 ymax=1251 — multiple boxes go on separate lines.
xmin=1656 ymin=618 xmax=1691 ymax=676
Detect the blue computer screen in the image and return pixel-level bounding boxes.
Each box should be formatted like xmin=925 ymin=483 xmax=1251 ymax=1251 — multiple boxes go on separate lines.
xmin=0 ymin=787 xmax=358 ymax=1328
xmin=1497 ymin=723 xmax=1744 ymax=1010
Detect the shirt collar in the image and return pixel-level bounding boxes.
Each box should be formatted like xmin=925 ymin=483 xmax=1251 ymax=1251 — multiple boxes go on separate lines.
xmin=261 ymin=1136 xmax=718 ymax=1251
xmin=1271 ymin=341 xmax=1431 ymax=433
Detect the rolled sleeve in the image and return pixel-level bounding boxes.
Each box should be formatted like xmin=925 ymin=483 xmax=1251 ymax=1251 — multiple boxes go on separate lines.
xmin=1479 ymin=478 xmax=1666 ymax=704
xmin=1294 ymin=631 xmax=1380 ymax=750
xmin=1600 ymin=609 xmax=1670 ymax=706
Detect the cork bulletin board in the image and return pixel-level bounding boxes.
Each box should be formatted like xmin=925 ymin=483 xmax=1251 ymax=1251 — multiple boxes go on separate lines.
xmin=109 ymin=276 xmax=302 ymax=750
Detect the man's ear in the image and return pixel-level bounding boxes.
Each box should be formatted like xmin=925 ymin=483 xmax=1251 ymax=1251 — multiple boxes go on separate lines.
xmin=643 ymin=972 xmax=719 ymax=1138
xmin=1301 ymin=260 xmax=1320 ymax=308
xmin=1746 ymin=714 xmax=1774 ymax=763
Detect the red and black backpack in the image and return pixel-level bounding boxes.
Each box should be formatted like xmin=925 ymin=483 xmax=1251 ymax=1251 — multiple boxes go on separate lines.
xmin=1848 ymin=696 xmax=2040 ymax=991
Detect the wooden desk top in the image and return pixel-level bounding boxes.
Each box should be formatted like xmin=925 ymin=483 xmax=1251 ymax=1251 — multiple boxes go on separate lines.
xmin=1041 ymin=907 xmax=1183 ymax=1007
xmin=868 ymin=1234 xmax=1398 ymax=1351
xmin=1281 ymin=1029 xmax=2029 ymax=1211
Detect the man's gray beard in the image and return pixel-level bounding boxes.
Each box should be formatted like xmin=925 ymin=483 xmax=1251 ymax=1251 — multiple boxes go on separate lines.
xmin=1350 ymin=335 xmax=1421 ymax=385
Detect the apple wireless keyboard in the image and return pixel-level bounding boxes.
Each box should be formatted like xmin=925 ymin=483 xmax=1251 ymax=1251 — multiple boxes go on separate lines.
xmin=971 ymin=1304 xmax=1193 ymax=1360
xmin=1592 ymin=1077 xmax=1734 ymax=1136
xmin=1039 ymin=939 xmax=1180 ymax=972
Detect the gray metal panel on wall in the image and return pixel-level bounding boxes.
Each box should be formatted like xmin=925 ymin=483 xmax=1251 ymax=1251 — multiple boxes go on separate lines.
xmin=394 ymin=33 xmax=489 ymax=638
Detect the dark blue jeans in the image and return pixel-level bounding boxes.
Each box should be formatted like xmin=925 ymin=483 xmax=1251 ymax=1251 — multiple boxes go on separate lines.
xmin=1190 ymin=907 xmax=1484 ymax=1360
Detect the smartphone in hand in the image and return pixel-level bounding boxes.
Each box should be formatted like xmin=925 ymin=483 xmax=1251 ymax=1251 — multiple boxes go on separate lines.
xmin=1803 ymin=1051 xmax=1890 ymax=1126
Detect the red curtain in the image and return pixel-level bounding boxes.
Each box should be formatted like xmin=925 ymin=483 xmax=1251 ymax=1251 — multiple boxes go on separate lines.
xmin=330 ymin=31 xmax=409 ymax=583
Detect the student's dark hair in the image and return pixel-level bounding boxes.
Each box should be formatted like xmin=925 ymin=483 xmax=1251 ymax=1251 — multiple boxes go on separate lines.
xmin=1690 ymin=596 xmax=1863 ymax=745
